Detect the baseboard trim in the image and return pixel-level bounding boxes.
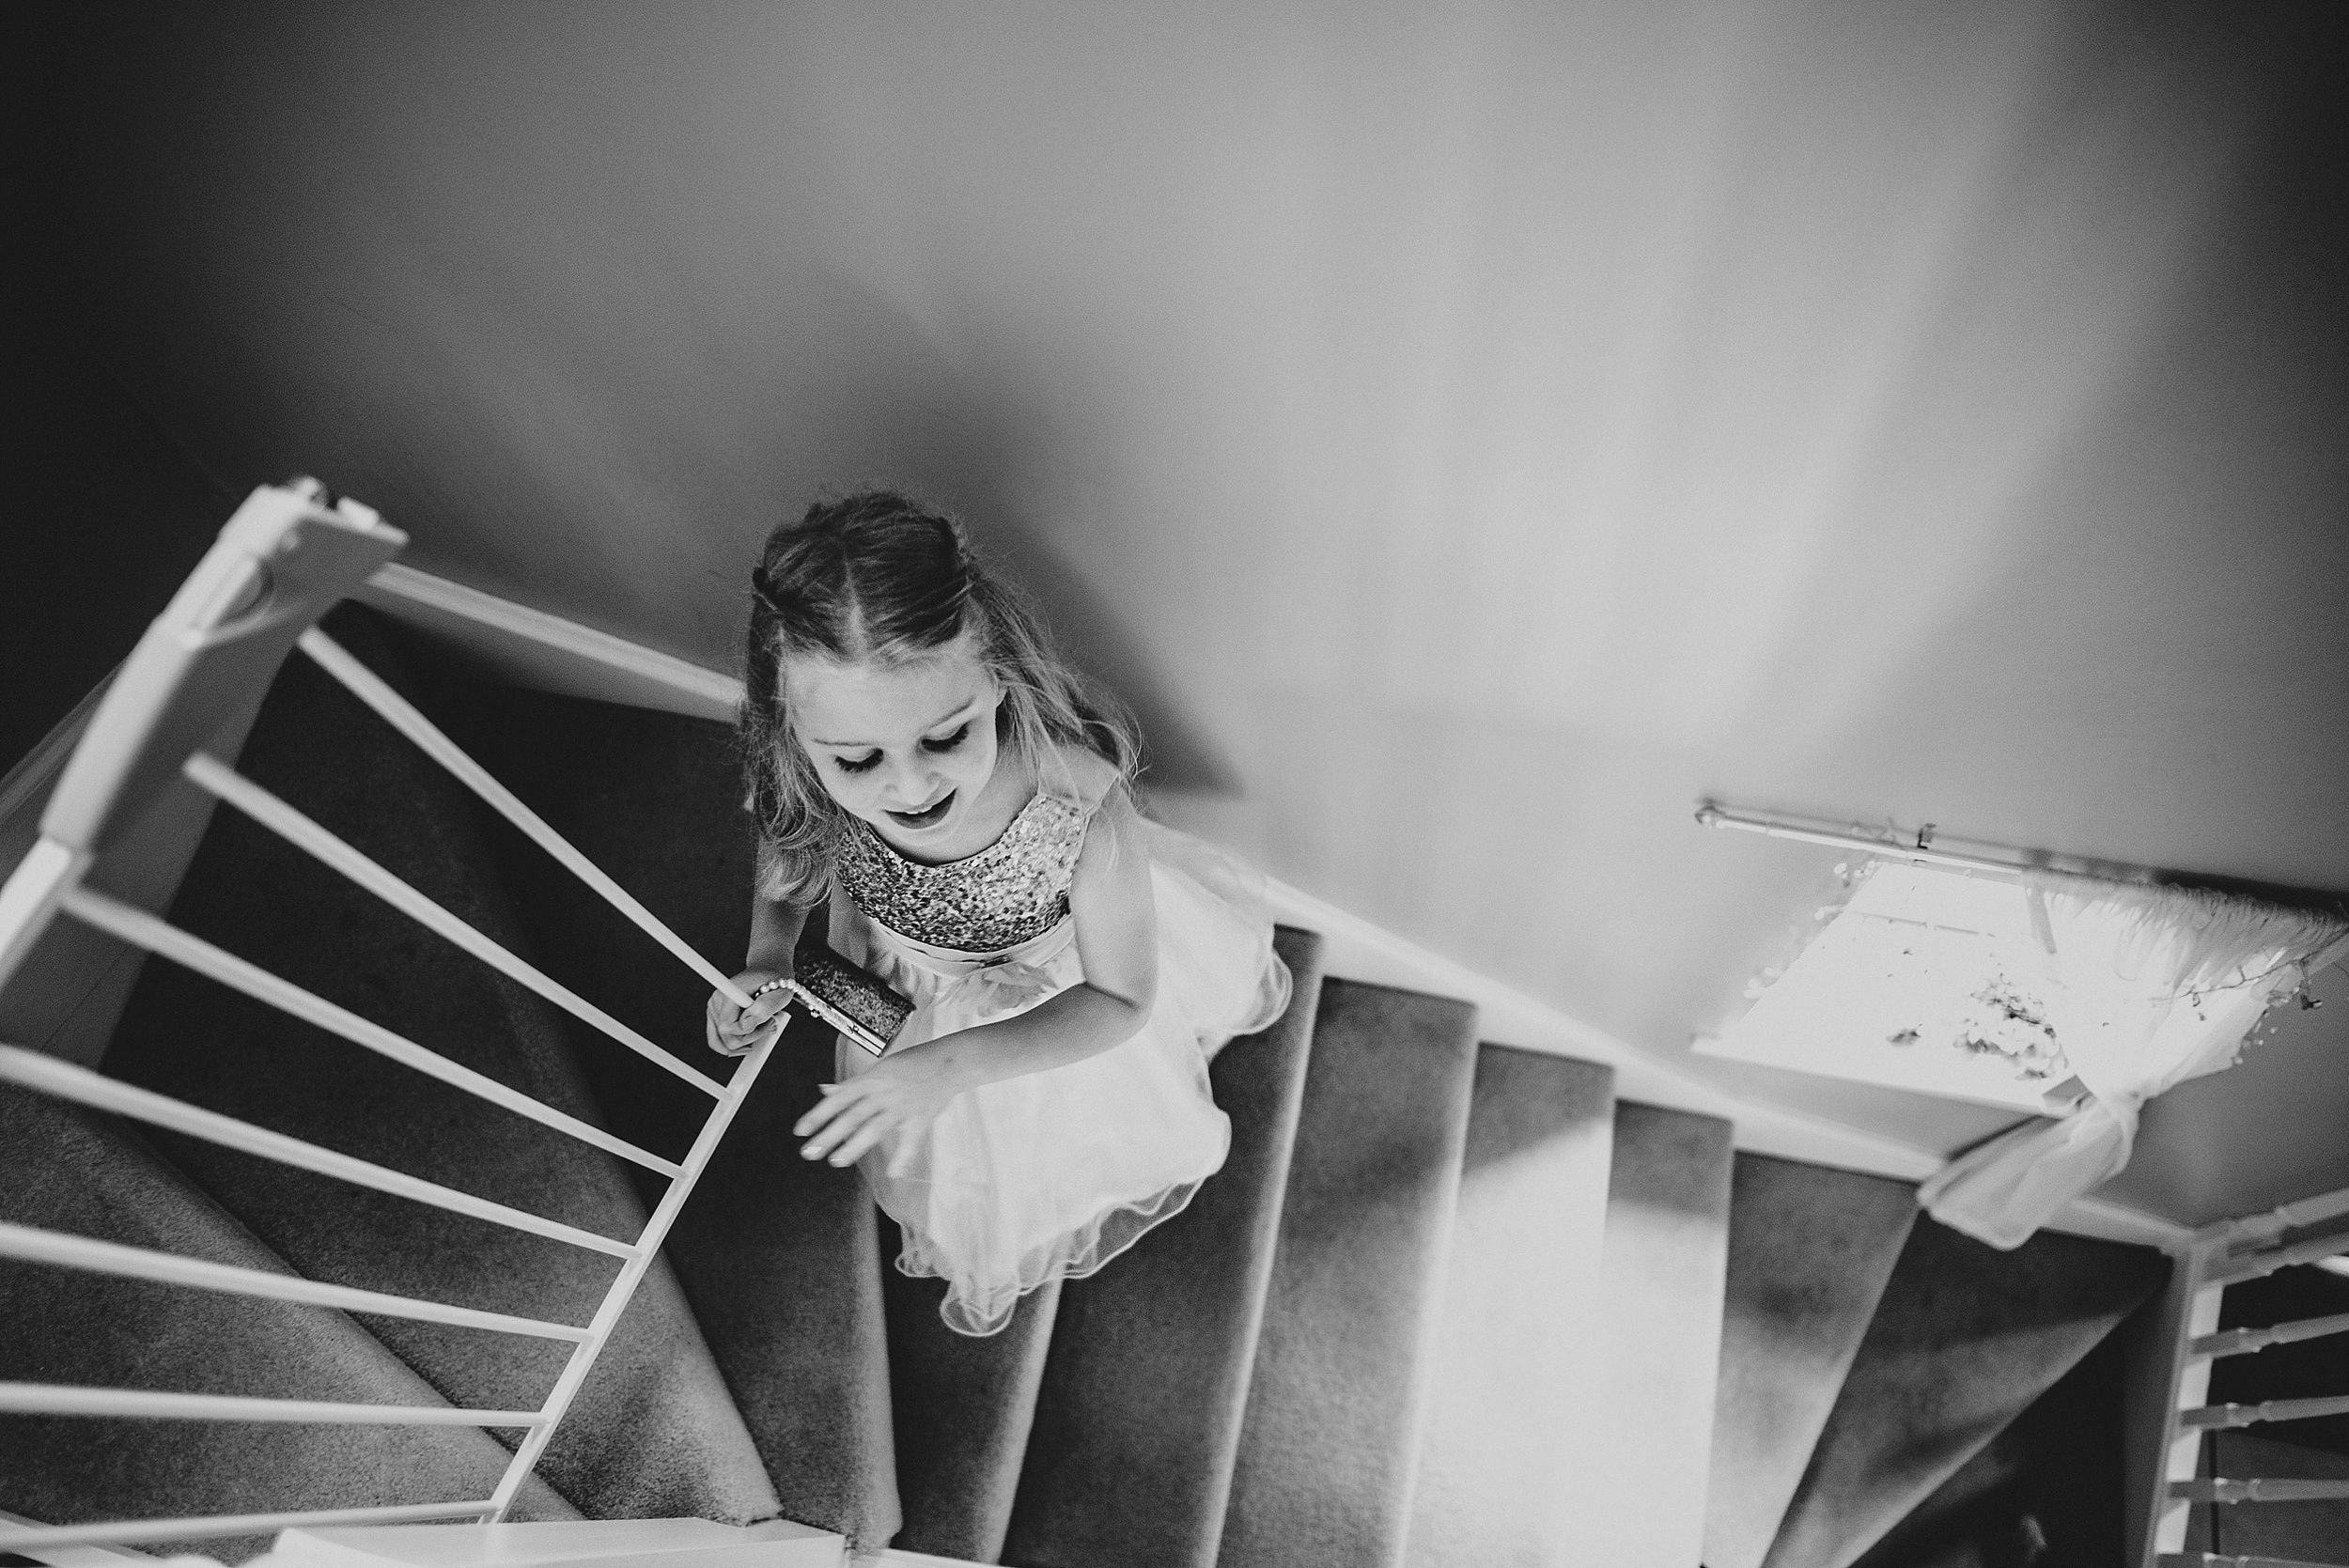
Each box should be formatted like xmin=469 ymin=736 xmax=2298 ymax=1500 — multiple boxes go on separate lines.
xmin=353 ymin=565 xmax=2192 ymax=1250
xmin=1260 ymin=874 xmax=2186 ymax=1250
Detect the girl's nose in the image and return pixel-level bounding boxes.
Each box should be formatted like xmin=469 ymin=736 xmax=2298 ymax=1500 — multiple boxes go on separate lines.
xmin=886 ymin=755 xmax=940 ymax=805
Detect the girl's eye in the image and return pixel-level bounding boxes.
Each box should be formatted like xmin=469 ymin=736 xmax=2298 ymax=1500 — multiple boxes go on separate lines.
xmin=834 ymin=753 xmax=881 ymax=775
xmin=922 ymin=724 xmax=972 ymax=753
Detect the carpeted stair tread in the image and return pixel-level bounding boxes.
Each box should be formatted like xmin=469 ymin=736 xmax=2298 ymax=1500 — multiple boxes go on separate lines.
xmin=1759 ymin=1214 xmax=2171 ymax=1568
xmin=886 ymin=1268 xmax=1063 ymax=1563
xmin=1219 ymin=979 xmax=1480 ymax=1568
xmin=0 ymin=1083 xmax=576 ymax=1560
xmin=1847 ymin=1323 xmax=2136 ymax=1568
xmin=99 ymin=612 xmax=775 ymax=1524
xmin=664 ymin=1041 xmax=899 ymax=1553
xmin=409 ymin=683 xmax=773 ymax=1177
xmin=1403 ymin=1046 xmax=1615 ymax=1568
xmin=1567 ymin=1101 xmax=1736 ymax=1568
xmin=1703 ymin=1153 xmax=1921 ymax=1568
xmin=1003 ymin=926 xmax=1329 ymax=1568
xmin=413 ymin=682 xmax=900 ymax=1551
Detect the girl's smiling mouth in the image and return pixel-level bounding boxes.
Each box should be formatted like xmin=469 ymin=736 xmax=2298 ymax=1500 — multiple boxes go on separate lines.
xmin=887 ymin=791 xmax=957 ymax=831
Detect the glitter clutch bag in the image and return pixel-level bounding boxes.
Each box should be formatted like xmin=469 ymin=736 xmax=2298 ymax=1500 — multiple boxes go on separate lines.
xmin=783 ymin=940 xmax=914 ymax=1057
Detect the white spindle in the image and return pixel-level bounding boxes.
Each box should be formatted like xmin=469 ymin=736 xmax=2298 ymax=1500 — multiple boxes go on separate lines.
xmin=297 ymin=629 xmax=754 ymax=1009
xmin=0 ymin=1502 xmax=497 ymax=1552
xmin=0 ymin=498 xmax=786 ymax=1549
xmin=184 ymin=753 xmax=726 ymax=1099
xmin=0 ymin=1222 xmax=591 ymax=1342
xmin=2131 ymin=1188 xmax=2349 ymax=1566
xmin=2216 ymin=1187 xmax=2349 ymax=1249
xmin=57 ymin=886 xmax=683 ymax=1179
xmin=2168 ymin=1477 xmax=2349 ymax=1505
xmin=2190 ymin=1310 xmax=2349 ymax=1359
xmin=2134 ymin=1248 xmax=2223 ymax=1565
xmin=2208 ymin=1229 xmax=2349 ymax=1289
xmin=486 ymin=1027 xmax=781 ymax=1517
xmin=2179 ymin=1392 xmax=2349 ymax=1430
xmin=0 ymin=1045 xmax=635 ymax=1260
xmin=0 ymin=1384 xmax=544 ymax=1426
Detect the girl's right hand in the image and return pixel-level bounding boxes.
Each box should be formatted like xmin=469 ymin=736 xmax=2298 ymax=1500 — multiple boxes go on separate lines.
xmin=707 ymin=967 xmax=793 ymax=1057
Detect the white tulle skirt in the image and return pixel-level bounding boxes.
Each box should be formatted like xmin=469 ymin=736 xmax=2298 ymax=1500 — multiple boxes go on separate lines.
xmin=825 ymin=820 xmax=1292 ymax=1336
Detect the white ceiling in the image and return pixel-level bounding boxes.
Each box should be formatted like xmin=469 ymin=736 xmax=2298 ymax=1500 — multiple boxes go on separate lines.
xmin=36 ymin=0 xmax=2349 ymax=1224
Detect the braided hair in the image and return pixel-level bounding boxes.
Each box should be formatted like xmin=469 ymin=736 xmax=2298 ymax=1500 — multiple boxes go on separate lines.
xmin=741 ymin=489 xmax=1141 ymax=905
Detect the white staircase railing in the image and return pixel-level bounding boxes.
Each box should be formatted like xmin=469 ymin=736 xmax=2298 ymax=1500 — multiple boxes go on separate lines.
xmin=2130 ymin=1183 xmax=2349 ymax=1568
xmin=0 ymin=482 xmax=777 ymax=1550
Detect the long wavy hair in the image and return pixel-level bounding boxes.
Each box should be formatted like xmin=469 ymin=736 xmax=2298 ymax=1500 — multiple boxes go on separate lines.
xmin=741 ymin=489 xmax=1141 ymax=905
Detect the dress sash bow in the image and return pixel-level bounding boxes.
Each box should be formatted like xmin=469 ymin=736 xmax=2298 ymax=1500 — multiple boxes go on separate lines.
xmin=870 ymin=916 xmax=1081 ymax=1034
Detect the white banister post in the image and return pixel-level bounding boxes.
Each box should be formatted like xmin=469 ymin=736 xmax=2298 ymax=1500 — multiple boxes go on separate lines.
xmin=487 ymin=1024 xmax=783 ymax=1516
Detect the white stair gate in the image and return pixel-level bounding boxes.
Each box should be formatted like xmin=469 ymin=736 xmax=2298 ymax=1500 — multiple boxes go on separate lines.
xmin=0 ymin=481 xmax=779 ymax=1550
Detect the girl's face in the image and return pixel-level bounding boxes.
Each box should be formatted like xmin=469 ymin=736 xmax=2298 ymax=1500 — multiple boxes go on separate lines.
xmin=786 ymin=635 xmax=1004 ymax=848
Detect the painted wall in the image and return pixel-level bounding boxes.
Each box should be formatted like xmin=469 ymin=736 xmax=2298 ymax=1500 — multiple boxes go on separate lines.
xmin=19 ymin=1 xmax=2349 ymax=1214
xmin=1 ymin=305 xmax=232 ymax=768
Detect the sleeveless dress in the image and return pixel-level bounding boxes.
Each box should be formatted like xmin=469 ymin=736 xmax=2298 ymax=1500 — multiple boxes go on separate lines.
xmin=819 ymin=788 xmax=1292 ymax=1336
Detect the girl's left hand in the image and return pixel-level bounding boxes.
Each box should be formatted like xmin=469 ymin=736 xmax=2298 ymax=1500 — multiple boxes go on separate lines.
xmin=795 ymin=1043 xmax=966 ymax=1175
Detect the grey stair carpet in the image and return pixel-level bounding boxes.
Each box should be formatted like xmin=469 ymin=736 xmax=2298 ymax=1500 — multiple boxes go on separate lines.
xmin=1003 ymin=927 xmax=1329 ymax=1568
xmin=1848 ymin=1321 xmax=2136 ymax=1568
xmin=1760 ymin=1215 xmax=2172 ymax=1568
xmin=662 ymin=1040 xmax=900 ymax=1553
xmin=1577 ymin=1101 xmax=1735 ymax=1568
xmin=885 ymin=1265 xmax=1064 ymax=1562
xmin=1403 ymin=1047 xmax=1616 ymax=1568
xmin=0 ymin=1083 xmax=576 ymax=1560
xmin=419 ymin=680 xmax=900 ymax=1550
xmin=1703 ymin=1153 xmax=1921 ymax=1568
xmin=100 ymin=612 xmax=776 ymax=1524
xmin=1220 ymin=979 xmax=1481 ymax=1568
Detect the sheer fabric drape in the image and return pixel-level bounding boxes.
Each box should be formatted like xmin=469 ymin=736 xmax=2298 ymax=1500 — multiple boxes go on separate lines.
xmin=1921 ymin=873 xmax=2347 ymax=1249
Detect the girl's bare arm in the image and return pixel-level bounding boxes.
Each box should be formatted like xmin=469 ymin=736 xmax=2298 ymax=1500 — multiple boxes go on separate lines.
xmin=705 ymin=891 xmax=809 ymax=1056
xmin=745 ymin=890 xmax=809 ymax=976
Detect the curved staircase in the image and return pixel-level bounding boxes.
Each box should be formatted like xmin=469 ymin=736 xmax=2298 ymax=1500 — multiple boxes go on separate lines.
xmin=2 ymin=583 xmax=2173 ymax=1567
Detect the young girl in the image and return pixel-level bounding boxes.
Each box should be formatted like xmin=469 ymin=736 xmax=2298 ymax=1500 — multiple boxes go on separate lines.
xmin=705 ymin=490 xmax=1292 ymax=1337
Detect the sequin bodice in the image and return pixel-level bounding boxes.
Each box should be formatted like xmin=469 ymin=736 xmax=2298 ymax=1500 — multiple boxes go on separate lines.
xmin=835 ymin=793 xmax=1091 ymax=953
